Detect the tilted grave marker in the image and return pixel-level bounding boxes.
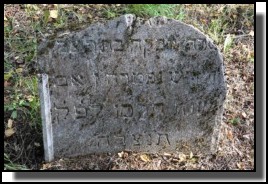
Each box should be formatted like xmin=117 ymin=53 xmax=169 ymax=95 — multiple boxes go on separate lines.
xmin=38 ymin=14 xmax=226 ymax=161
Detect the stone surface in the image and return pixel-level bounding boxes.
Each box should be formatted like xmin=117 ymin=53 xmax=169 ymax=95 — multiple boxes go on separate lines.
xmin=38 ymin=14 xmax=227 ymax=162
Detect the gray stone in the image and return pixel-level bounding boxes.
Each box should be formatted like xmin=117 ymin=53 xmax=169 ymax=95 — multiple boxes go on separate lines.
xmin=38 ymin=14 xmax=226 ymax=162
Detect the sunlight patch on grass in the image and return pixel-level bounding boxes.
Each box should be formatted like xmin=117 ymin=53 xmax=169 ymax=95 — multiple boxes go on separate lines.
xmin=125 ymin=4 xmax=185 ymax=20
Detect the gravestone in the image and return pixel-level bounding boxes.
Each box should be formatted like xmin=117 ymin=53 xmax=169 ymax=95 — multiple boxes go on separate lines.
xmin=38 ymin=14 xmax=226 ymax=162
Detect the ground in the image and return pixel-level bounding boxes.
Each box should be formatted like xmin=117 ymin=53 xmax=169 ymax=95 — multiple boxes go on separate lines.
xmin=4 ymin=4 xmax=254 ymax=170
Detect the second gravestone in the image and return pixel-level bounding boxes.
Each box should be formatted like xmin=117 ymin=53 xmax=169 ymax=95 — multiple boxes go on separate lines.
xmin=38 ymin=14 xmax=226 ymax=161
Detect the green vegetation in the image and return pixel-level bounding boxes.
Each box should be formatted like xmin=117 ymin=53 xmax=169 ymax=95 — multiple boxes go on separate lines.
xmin=125 ymin=4 xmax=185 ymax=20
xmin=4 ymin=153 xmax=28 ymax=170
xmin=223 ymin=34 xmax=234 ymax=53
xmin=229 ymin=117 xmax=240 ymax=126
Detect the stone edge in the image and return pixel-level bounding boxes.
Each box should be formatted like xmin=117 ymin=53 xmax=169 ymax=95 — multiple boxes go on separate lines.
xmin=38 ymin=74 xmax=54 ymax=162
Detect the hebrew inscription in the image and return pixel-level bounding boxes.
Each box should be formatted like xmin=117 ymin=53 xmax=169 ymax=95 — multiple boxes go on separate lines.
xmin=38 ymin=14 xmax=226 ymax=161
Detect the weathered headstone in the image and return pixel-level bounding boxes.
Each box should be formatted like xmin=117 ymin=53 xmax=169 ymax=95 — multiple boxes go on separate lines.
xmin=38 ymin=14 xmax=226 ymax=162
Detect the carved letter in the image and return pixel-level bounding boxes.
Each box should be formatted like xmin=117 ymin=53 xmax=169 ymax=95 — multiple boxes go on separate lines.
xmin=101 ymin=39 xmax=112 ymax=52
xmin=55 ymin=75 xmax=68 ymax=86
xmin=146 ymin=72 xmax=155 ymax=84
xmin=75 ymin=106 xmax=87 ymax=119
xmin=131 ymin=39 xmax=142 ymax=51
xmin=157 ymin=134 xmax=170 ymax=146
xmin=71 ymin=74 xmax=84 ymax=86
xmin=83 ymin=38 xmax=96 ymax=53
xmin=143 ymin=132 xmax=152 ymax=145
xmin=54 ymin=101 xmax=69 ymax=121
xmin=106 ymin=74 xmax=117 ymax=85
xmin=134 ymin=73 xmax=144 ymax=84
xmin=194 ymin=39 xmax=207 ymax=51
xmin=132 ymin=134 xmax=142 ymax=146
xmin=170 ymin=71 xmax=182 ymax=83
xmin=184 ymin=40 xmax=195 ymax=52
xmin=144 ymin=39 xmax=154 ymax=58
xmin=156 ymin=39 xmax=165 ymax=51
xmin=120 ymin=104 xmax=133 ymax=117
xmin=118 ymin=73 xmax=128 ymax=85
xmin=154 ymin=103 xmax=164 ymax=120
xmin=98 ymin=136 xmax=109 ymax=147
xmin=184 ymin=104 xmax=194 ymax=116
xmin=113 ymin=39 xmax=123 ymax=51
xmin=114 ymin=136 xmax=126 ymax=146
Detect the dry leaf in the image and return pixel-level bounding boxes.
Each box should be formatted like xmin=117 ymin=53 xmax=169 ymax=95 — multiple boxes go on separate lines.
xmin=249 ymin=30 xmax=254 ymax=37
xmin=242 ymin=112 xmax=247 ymax=118
xmin=4 ymin=15 xmax=7 ymax=21
xmin=42 ymin=163 xmax=52 ymax=170
xmin=178 ymin=153 xmax=186 ymax=161
xmin=189 ymin=157 xmax=198 ymax=163
xmin=49 ymin=10 xmax=58 ymax=19
xmin=140 ymin=154 xmax=151 ymax=162
xmin=26 ymin=95 xmax=34 ymax=102
xmin=157 ymin=160 xmax=162 ymax=168
xmin=172 ymin=158 xmax=180 ymax=163
xmin=118 ymin=151 xmax=124 ymax=158
xmin=7 ymin=119 xmax=13 ymax=128
xmin=34 ymin=142 xmax=41 ymax=147
xmin=5 ymin=128 xmax=15 ymax=137
xmin=189 ymin=152 xmax=193 ymax=159
xmin=123 ymin=151 xmax=129 ymax=158
xmin=242 ymin=134 xmax=250 ymax=140
xmin=227 ymin=130 xmax=233 ymax=140
xmin=237 ymin=162 xmax=244 ymax=170
xmin=163 ymin=152 xmax=171 ymax=156
xmin=16 ymin=68 xmax=23 ymax=73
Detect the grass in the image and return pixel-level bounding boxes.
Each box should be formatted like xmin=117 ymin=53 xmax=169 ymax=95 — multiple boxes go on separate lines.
xmin=4 ymin=5 xmax=42 ymax=169
xmin=4 ymin=4 xmax=254 ymax=170
xmin=104 ymin=4 xmax=185 ymax=20
xmin=125 ymin=4 xmax=185 ymax=20
xmin=223 ymin=34 xmax=234 ymax=53
xmin=4 ymin=153 xmax=28 ymax=170
xmin=229 ymin=117 xmax=240 ymax=126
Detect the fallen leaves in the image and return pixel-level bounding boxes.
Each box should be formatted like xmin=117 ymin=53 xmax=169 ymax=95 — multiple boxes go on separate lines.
xmin=26 ymin=95 xmax=34 ymax=102
xmin=34 ymin=142 xmax=41 ymax=147
xmin=248 ymin=30 xmax=254 ymax=37
xmin=5 ymin=119 xmax=15 ymax=137
xmin=7 ymin=119 xmax=13 ymax=128
xmin=227 ymin=130 xmax=233 ymax=140
xmin=241 ymin=112 xmax=247 ymax=118
xmin=49 ymin=10 xmax=58 ymax=19
xmin=178 ymin=153 xmax=187 ymax=161
xmin=117 ymin=151 xmax=128 ymax=159
xmin=163 ymin=152 xmax=172 ymax=156
xmin=140 ymin=154 xmax=151 ymax=162
xmin=117 ymin=151 xmax=124 ymax=158
xmin=41 ymin=163 xmax=52 ymax=170
xmin=189 ymin=152 xmax=193 ymax=159
xmin=5 ymin=128 xmax=15 ymax=137
xmin=237 ymin=162 xmax=245 ymax=170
